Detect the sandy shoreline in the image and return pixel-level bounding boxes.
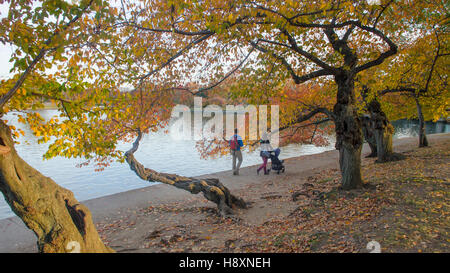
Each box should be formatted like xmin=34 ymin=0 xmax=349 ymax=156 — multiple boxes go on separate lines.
xmin=0 ymin=133 xmax=449 ymax=253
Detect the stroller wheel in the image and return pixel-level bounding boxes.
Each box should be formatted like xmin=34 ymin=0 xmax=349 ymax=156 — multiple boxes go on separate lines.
xmin=277 ymin=170 xmax=280 ymax=174
xmin=282 ymin=167 xmax=285 ymax=173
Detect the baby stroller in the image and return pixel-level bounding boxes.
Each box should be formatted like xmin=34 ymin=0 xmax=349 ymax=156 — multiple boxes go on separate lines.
xmin=269 ymin=148 xmax=285 ymax=174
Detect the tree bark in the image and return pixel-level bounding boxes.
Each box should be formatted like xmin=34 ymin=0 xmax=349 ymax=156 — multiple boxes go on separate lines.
xmin=361 ymin=115 xmax=377 ymax=158
xmin=373 ymin=126 xmax=393 ymax=161
xmin=333 ymin=72 xmax=364 ymax=190
xmin=0 ymin=120 xmax=113 ymax=253
xmin=125 ymin=130 xmax=247 ymax=217
xmin=415 ymin=97 xmax=428 ymax=147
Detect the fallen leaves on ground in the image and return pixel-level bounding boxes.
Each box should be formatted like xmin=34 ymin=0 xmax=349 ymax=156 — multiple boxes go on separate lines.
xmin=97 ymin=139 xmax=449 ymax=253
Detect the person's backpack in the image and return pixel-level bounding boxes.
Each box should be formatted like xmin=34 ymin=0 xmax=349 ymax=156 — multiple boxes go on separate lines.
xmin=230 ymin=135 xmax=239 ymax=150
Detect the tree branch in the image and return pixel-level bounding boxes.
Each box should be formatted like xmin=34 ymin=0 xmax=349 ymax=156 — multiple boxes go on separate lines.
xmin=281 ymin=29 xmax=337 ymax=73
xmin=249 ymin=40 xmax=333 ymax=84
xmin=379 ymin=87 xmax=416 ymax=96
xmin=424 ymin=29 xmax=444 ymax=93
xmin=136 ymin=32 xmax=214 ymax=85
xmin=373 ymin=0 xmax=394 ymax=28
xmin=354 ymin=22 xmax=398 ymax=73
xmin=0 ymin=0 xmax=95 ymax=110
xmin=193 ymin=47 xmax=255 ymax=96
xmin=125 ymin=131 xmax=247 ymax=216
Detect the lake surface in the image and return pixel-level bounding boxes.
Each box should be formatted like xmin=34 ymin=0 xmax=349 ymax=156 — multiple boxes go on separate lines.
xmin=0 ymin=110 xmax=448 ymax=219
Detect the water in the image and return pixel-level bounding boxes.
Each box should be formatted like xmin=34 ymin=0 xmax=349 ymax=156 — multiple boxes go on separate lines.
xmin=392 ymin=119 xmax=450 ymax=138
xmin=0 ymin=112 xmax=448 ymax=219
xmin=0 ymin=109 xmax=338 ymax=219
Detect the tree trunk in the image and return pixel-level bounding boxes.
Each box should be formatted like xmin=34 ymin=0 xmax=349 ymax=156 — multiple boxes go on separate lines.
xmin=361 ymin=115 xmax=377 ymax=158
xmin=0 ymin=120 xmax=113 ymax=253
xmin=415 ymin=98 xmax=428 ymax=147
xmin=366 ymin=99 xmax=403 ymax=162
xmin=333 ymin=72 xmax=364 ymax=190
xmin=125 ymin=130 xmax=247 ymax=217
xmin=338 ymin=141 xmax=363 ymax=190
xmin=373 ymin=126 xmax=393 ymax=161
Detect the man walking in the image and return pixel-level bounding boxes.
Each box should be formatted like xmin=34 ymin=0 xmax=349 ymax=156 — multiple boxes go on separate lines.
xmin=229 ymin=128 xmax=244 ymax=175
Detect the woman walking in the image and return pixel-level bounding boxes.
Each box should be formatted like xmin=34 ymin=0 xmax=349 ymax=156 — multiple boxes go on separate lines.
xmin=257 ymin=132 xmax=273 ymax=175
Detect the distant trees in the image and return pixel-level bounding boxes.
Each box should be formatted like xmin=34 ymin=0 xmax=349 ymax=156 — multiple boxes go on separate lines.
xmin=380 ymin=32 xmax=449 ymax=147
xmin=362 ymin=29 xmax=449 ymax=148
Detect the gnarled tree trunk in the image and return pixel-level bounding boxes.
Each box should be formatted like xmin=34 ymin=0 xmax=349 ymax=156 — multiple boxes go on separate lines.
xmin=0 ymin=120 xmax=113 ymax=253
xmin=367 ymin=99 xmax=404 ymax=162
xmin=334 ymin=72 xmax=364 ymax=190
xmin=373 ymin=123 xmax=394 ymax=162
xmin=125 ymin=130 xmax=247 ymax=217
